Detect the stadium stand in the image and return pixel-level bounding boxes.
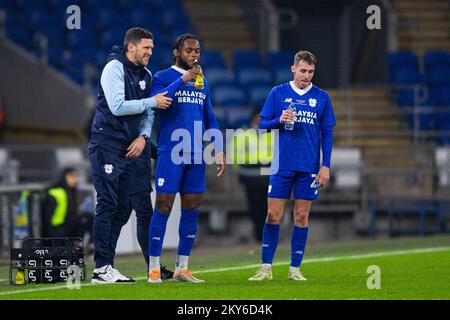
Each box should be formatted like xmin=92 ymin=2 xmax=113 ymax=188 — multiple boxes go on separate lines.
xmin=232 ymin=49 xmax=263 ymax=70
xmin=0 ymin=0 xmax=195 ymax=87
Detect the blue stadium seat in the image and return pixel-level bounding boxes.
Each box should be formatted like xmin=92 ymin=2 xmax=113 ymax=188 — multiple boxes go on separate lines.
xmin=435 ymin=116 xmax=450 ymax=145
xmin=163 ymin=27 xmax=198 ymax=49
xmin=7 ymin=25 xmax=33 ymax=50
xmin=387 ymin=51 xmax=427 ymax=108
xmin=248 ymin=85 xmax=272 ymax=108
xmin=95 ymin=50 xmax=109 ymax=69
xmin=232 ymin=50 xmax=262 ymax=70
xmin=50 ymin=49 xmax=84 ymax=83
xmin=226 ymin=107 xmax=253 ymax=129
xmin=428 ymin=69 xmax=450 ymax=86
xmin=82 ymin=0 xmax=114 ymax=13
xmin=424 ymin=51 xmax=450 ymax=71
xmin=392 ymin=68 xmax=426 ymax=85
xmin=211 ymin=106 xmax=227 ymax=129
xmin=424 ymin=87 xmax=441 ymax=106
xmin=237 ymin=68 xmax=272 ymax=87
xmin=47 ymin=45 xmax=66 ymax=69
xmin=12 ymin=0 xmax=46 ymax=11
xmin=163 ymin=9 xmax=191 ymax=32
xmin=273 ymin=68 xmax=292 ymax=85
xmin=25 ymin=8 xmax=56 ymax=30
xmin=48 ymin=0 xmax=80 ymax=11
xmin=387 ymin=51 xmax=423 ymax=84
xmin=149 ymin=48 xmax=173 ymax=72
xmin=66 ymin=27 xmax=97 ymax=49
xmin=99 ymin=27 xmax=126 ymax=51
xmin=39 ymin=26 xmax=64 ymax=45
xmin=440 ymin=84 xmax=450 ymax=106
xmin=127 ymin=9 xmax=164 ymax=34
xmin=424 ymin=51 xmax=450 ymax=85
xmin=128 ymin=10 xmax=152 ymax=30
xmin=74 ymin=46 xmax=99 ymax=65
xmin=205 ymin=68 xmax=235 ymax=87
xmin=96 ymin=10 xmax=129 ymax=32
xmin=63 ymin=67 xmax=84 ymax=84
xmin=0 ymin=0 xmax=14 ymax=10
xmin=200 ymin=50 xmax=227 ymax=70
xmin=387 ymin=51 xmax=419 ymax=71
xmin=406 ymin=104 xmax=436 ymax=131
xmin=267 ymin=50 xmax=294 ymax=71
xmin=164 ymin=0 xmax=182 ymax=6
xmin=213 ymin=85 xmax=247 ymax=106
xmin=119 ymin=0 xmax=165 ymax=11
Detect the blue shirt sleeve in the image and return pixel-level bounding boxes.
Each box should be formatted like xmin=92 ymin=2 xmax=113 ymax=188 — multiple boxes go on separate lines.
xmin=321 ymin=126 xmax=333 ymax=167
xmin=203 ymin=81 xmax=223 ymax=152
xmin=259 ymin=88 xmax=281 ymax=130
xmin=320 ymin=92 xmax=336 ymax=167
xmin=150 ymin=70 xmax=185 ymax=98
xmin=203 ymin=82 xmax=219 ymax=131
xmin=259 ymin=116 xmax=281 ymax=129
xmin=100 ymin=60 xmax=156 ymax=116
xmin=321 ymin=92 xmax=337 ymax=127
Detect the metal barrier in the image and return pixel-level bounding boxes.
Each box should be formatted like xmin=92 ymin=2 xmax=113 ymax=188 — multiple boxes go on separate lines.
xmin=369 ymin=196 xmax=450 ymax=238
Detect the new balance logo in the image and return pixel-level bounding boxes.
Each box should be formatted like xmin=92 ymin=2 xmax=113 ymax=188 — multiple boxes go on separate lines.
xmin=186 ymin=235 xmax=196 ymax=239
xmin=295 ymin=250 xmax=303 ymax=255
xmin=262 ymin=244 xmax=269 ymax=248
xmin=152 ymin=237 xmax=161 ymax=241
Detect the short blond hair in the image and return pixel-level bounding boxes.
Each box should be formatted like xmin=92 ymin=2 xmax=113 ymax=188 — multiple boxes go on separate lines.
xmin=294 ymin=51 xmax=316 ymax=66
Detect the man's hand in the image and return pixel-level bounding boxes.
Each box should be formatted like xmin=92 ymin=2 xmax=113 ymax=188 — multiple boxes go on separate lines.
xmin=216 ymin=152 xmax=226 ymax=177
xmin=279 ymin=109 xmax=295 ymax=123
xmin=181 ymin=68 xmax=202 ymax=83
xmin=126 ymin=136 xmax=146 ymax=158
xmin=154 ymin=91 xmax=172 ymax=109
xmin=316 ymin=166 xmax=330 ymax=188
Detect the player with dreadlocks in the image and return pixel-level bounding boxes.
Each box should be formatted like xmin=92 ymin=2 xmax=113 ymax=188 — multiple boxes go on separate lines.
xmin=146 ymin=34 xmax=225 ymax=283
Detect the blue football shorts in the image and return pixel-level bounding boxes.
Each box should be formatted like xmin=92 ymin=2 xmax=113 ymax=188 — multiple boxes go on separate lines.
xmin=268 ymin=170 xmax=319 ymax=200
xmin=155 ymin=152 xmax=206 ymax=194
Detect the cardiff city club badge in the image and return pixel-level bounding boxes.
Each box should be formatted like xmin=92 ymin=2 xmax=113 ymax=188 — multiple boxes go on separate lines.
xmin=308 ymin=98 xmax=317 ymax=107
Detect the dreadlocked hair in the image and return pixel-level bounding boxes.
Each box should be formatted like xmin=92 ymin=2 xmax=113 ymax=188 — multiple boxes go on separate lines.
xmin=172 ymin=33 xmax=200 ymax=62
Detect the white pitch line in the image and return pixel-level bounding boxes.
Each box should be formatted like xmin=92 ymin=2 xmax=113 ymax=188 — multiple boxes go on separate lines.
xmin=1 ymin=246 xmax=449 ymax=296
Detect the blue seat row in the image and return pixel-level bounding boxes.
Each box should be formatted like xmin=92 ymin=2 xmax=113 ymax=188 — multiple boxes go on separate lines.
xmin=388 ymin=50 xmax=450 ymax=107
xmin=388 ymin=50 xmax=450 ymax=145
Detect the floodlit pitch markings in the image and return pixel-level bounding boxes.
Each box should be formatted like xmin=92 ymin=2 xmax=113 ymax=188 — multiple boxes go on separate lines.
xmin=1 ymin=246 xmax=449 ymax=296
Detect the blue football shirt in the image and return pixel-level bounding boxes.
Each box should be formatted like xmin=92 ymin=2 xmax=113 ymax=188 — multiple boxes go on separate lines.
xmin=260 ymin=82 xmax=336 ymax=173
xmin=150 ymin=66 xmax=220 ymax=154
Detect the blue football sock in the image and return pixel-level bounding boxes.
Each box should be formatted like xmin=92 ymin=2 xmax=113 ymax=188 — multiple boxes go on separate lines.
xmin=290 ymin=226 xmax=308 ymax=268
xmin=261 ymin=223 xmax=280 ymax=264
xmin=178 ymin=209 xmax=200 ymax=256
xmin=148 ymin=209 xmax=169 ymax=257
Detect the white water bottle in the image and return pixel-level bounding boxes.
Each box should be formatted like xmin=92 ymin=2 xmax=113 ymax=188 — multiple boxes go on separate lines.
xmin=284 ymin=104 xmax=296 ymax=130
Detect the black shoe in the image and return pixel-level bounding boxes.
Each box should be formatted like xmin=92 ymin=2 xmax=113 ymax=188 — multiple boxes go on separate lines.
xmin=160 ymin=265 xmax=174 ymax=280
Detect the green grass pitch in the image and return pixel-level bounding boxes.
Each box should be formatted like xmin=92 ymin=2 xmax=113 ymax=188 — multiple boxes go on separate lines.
xmin=1 ymin=235 xmax=449 ymax=300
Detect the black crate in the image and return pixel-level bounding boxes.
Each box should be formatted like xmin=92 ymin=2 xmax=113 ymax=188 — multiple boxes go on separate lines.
xmin=9 ymin=237 xmax=86 ymax=286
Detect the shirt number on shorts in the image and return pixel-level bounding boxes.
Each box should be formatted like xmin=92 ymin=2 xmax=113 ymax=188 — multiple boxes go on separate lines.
xmin=310 ymin=174 xmax=319 ymax=189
